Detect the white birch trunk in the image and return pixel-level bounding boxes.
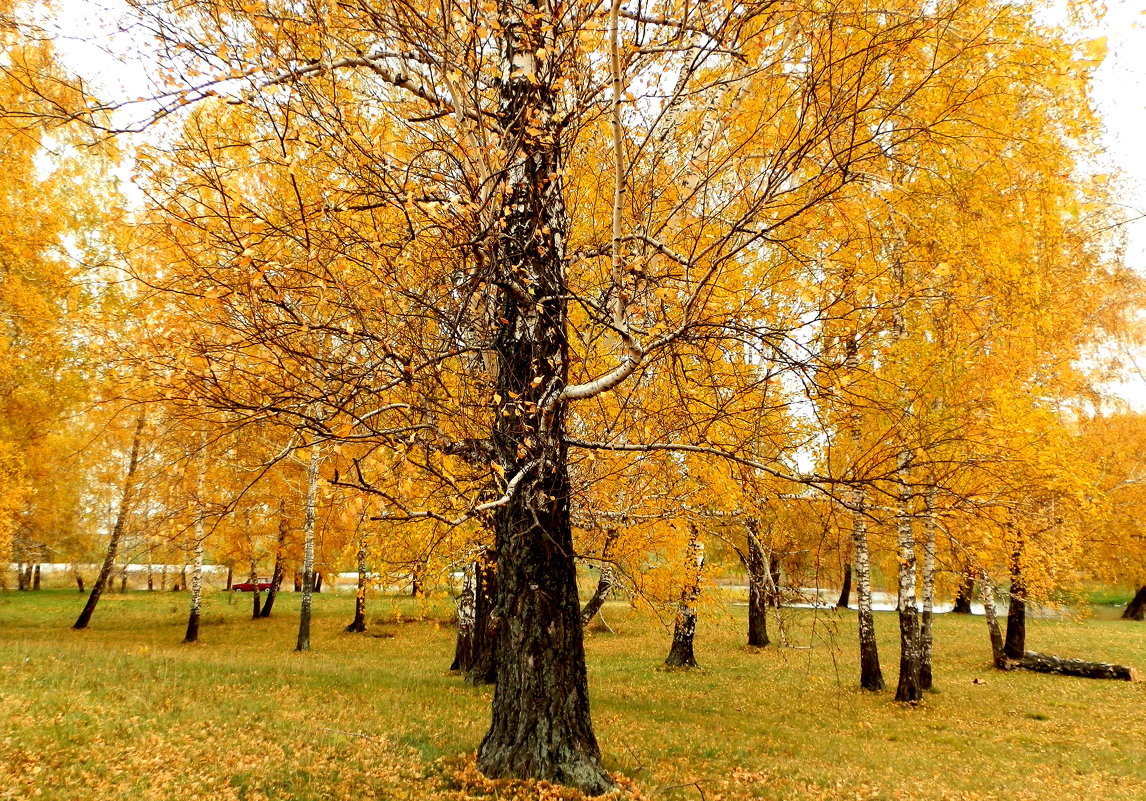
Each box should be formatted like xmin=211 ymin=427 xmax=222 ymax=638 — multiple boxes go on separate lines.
xmin=920 ymin=485 xmax=937 ymax=689
xmin=295 ymin=443 xmax=320 ymax=652
xmin=894 ymin=449 xmax=921 ymax=702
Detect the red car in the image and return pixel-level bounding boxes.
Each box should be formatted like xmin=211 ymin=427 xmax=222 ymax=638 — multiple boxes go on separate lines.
xmin=232 ymin=578 xmax=274 ymax=592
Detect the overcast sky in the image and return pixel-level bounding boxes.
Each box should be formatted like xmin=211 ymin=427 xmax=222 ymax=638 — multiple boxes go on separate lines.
xmin=42 ymin=0 xmax=1146 ymax=406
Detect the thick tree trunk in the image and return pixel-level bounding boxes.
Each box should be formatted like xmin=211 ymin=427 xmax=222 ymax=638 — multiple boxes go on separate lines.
xmin=919 ymin=486 xmax=937 ymax=691
xmin=260 ymin=508 xmax=289 ymax=619
xmin=1005 ymin=546 xmax=1025 ymax=660
xmin=894 ymin=452 xmax=922 ymax=703
xmin=346 ymin=524 xmax=369 ymax=633
xmin=74 ymin=414 xmax=145 ymax=630
xmin=952 ymin=572 xmax=974 ymax=614
xmin=744 ymin=519 xmax=770 ymax=648
xmin=665 ymin=529 xmax=704 ymax=668
xmin=296 ymin=444 xmax=320 ymax=652
xmin=451 ymin=562 xmax=477 ymax=672
xmin=475 ymin=7 xmax=610 ymax=790
xmin=1009 ymin=652 xmax=1138 ymax=680
xmin=1121 ymin=585 xmax=1146 ymax=620
xmin=853 ymin=490 xmax=885 ymax=691
xmin=467 ymin=550 xmax=499 ymax=685
xmin=17 ymin=563 xmax=27 ymax=591
xmin=32 ymin=564 xmax=40 ymax=591
xmin=978 ymin=572 xmax=1007 ymax=669
xmin=837 ymin=563 xmax=852 ymax=609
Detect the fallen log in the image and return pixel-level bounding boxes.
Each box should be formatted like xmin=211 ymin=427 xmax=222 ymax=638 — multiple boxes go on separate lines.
xmin=1007 ymin=651 xmax=1138 ymax=681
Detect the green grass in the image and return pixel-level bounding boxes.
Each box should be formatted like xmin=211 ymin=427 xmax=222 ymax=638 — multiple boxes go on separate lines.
xmin=1 ymin=588 xmax=1144 ymax=800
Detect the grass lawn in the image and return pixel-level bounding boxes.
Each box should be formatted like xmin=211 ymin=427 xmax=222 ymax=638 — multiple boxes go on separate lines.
xmin=1 ymin=588 xmax=1143 ymax=800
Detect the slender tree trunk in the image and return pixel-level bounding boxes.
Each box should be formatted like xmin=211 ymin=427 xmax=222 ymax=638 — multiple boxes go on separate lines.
xmin=768 ymin=554 xmax=782 ymax=608
xmin=249 ymin=563 xmax=263 ymax=618
xmin=73 ymin=565 xmax=84 ymax=593
xmin=853 ymin=490 xmax=885 ymax=691
xmin=467 ymin=549 xmax=499 ymax=685
xmin=160 ymin=564 xmax=167 ymax=591
xmin=346 ymin=525 xmax=369 ymax=633
xmin=225 ymin=566 xmax=233 ymax=591
xmin=147 ymin=560 xmax=153 ymax=591
xmin=184 ymin=447 xmax=207 ymax=644
xmin=1005 ymin=544 xmax=1025 ymax=660
xmin=294 ymin=572 xmax=302 ymax=592
xmin=1121 ymin=585 xmax=1146 ymax=621
xmin=32 ymin=564 xmax=40 ymax=591
xmin=296 ymin=444 xmax=320 ymax=652
xmin=119 ymin=568 xmax=128 ymax=594
xmin=743 ymin=519 xmax=770 ymax=648
xmin=260 ymin=508 xmax=289 ymax=618
xmin=74 ymin=414 xmax=146 ymax=630
xmin=313 ymin=571 xmax=323 ymax=593
xmin=894 ymin=452 xmax=922 ymax=703
xmin=837 ymin=563 xmax=853 ymax=609
xmin=952 ymin=571 xmax=974 ymax=614
xmin=475 ymin=5 xmax=611 ymax=792
xmin=580 ymin=528 xmax=619 ymax=629
xmin=17 ymin=562 xmax=27 ymax=591
xmin=451 ymin=562 xmax=477 ymax=672
xmin=919 ymin=486 xmax=937 ymax=691
xmin=979 ymin=572 xmax=1007 ymax=669
xmin=178 ymin=566 xmax=187 ymax=591
xmin=665 ymin=528 xmax=704 ymax=668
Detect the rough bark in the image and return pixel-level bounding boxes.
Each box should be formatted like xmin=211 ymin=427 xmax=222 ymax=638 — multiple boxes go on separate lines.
xmin=451 ymin=562 xmax=477 ymax=672
xmin=74 ymin=414 xmax=145 ymax=630
xmin=474 ymin=6 xmax=610 ymax=790
xmin=467 ymin=550 xmax=499 ymax=685
xmin=743 ymin=519 xmax=770 ymax=648
xmin=1005 ymin=545 xmax=1026 ymax=660
xmin=837 ymin=563 xmax=852 ymax=609
xmin=1121 ymin=585 xmax=1146 ymax=621
xmin=853 ymin=490 xmax=885 ymax=691
xmin=1008 ymin=652 xmax=1138 ymax=681
xmin=919 ymin=486 xmax=937 ymax=691
xmin=665 ymin=529 xmax=704 ymax=668
xmin=580 ymin=528 xmax=619 ymax=629
xmin=952 ymin=572 xmax=974 ymax=614
xmin=978 ymin=572 xmax=1007 ymax=669
xmin=894 ymin=452 xmax=922 ymax=703
xmin=295 ymin=444 xmax=320 ymax=652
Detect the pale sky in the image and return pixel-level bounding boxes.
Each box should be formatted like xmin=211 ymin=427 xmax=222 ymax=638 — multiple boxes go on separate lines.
xmin=39 ymin=0 xmax=1146 ymax=407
